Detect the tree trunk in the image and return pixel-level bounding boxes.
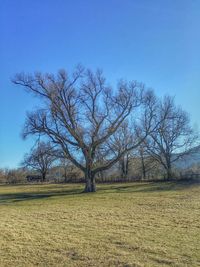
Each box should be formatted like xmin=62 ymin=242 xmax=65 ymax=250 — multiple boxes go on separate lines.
xmin=42 ymin=172 xmax=46 ymax=182
xmin=120 ymin=158 xmax=125 ymax=179
xmin=166 ymin=159 xmax=172 ymax=180
xmin=125 ymin=154 xmax=129 ymax=179
xmin=120 ymin=156 xmax=128 ymax=180
xmin=166 ymin=168 xmax=172 ymax=180
xmin=139 ymin=148 xmax=146 ymax=181
xmin=84 ymin=170 xmax=96 ymax=192
xmin=141 ymin=156 xmax=146 ymax=180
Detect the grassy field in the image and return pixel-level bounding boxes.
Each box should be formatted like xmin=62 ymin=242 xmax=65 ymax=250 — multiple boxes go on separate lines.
xmin=0 ymin=181 xmax=199 ymax=267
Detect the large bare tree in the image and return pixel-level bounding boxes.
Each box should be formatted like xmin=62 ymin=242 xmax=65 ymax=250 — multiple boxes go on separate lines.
xmin=13 ymin=66 xmax=157 ymax=192
xmin=22 ymin=142 xmax=56 ymax=181
xmin=144 ymin=96 xmax=198 ymax=180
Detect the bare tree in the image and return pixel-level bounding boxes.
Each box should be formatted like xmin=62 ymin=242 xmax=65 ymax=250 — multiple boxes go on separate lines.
xmin=22 ymin=142 xmax=56 ymax=181
xmin=138 ymin=144 xmax=147 ymax=179
xmin=105 ymin=121 xmax=133 ymax=180
xmin=136 ymin=143 xmax=158 ymax=180
xmin=117 ymin=124 xmax=133 ymax=180
xmin=13 ymin=66 xmax=157 ymax=192
xmin=59 ymin=157 xmax=74 ymax=182
xmin=144 ymin=96 xmax=198 ymax=180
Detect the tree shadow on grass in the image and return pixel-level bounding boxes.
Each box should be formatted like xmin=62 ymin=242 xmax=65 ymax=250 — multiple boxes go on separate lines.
xmin=0 ymin=187 xmax=83 ymax=204
xmin=97 ymin=179 xmax=200 ymax=194
xmin=0 ymin=180 xmax=199 ymax=204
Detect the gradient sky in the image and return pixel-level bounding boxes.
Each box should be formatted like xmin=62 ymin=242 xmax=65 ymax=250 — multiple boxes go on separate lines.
xmin=0 ymin=0 xmax=200 ymax=168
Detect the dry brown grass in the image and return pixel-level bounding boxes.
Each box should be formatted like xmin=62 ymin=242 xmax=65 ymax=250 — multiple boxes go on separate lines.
xmin=0 ymin=181 xmax=199 ymax=266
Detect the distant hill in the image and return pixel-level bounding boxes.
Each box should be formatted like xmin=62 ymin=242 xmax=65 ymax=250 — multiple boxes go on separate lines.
xmin=173 ymin=145 xmax=200 ymax=170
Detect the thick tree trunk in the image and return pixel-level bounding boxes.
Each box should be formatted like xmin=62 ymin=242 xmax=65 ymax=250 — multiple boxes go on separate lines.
xmin=42 ymin=172 xmax=46 ymax=182
xmin=120 ymin=159 xmax=125 ymax=179
xmin=166 ymin=159 xmax=172 ymax=180
xmin=142 ymin=167 xmax=146 ymax=180
xmin=139 ymin=148 xmax=146 ymax=181
xmin=166 ymin=168 xmax=173 ymax=180
xmin=125 ymin=154 xmax=129 ymax=179
xmin=141 ymin=156 xmax=146 ymax=180
xmin=120 ymin=155 xmax=129 ymax=180
xmin=84 ymin=170 xmax=96 ymax=192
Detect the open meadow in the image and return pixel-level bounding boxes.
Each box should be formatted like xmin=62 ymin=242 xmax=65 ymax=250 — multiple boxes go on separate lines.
xmin=0 ymin=181 xmax=199 ymax=267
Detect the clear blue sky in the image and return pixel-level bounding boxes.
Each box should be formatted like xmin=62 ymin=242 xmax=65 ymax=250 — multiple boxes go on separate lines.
xmin=0 ymin=0 xmax=200 ymax=168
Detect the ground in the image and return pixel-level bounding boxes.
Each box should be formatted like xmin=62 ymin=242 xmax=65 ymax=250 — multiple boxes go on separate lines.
xmin=0 ymin=181 xmax=199 ymax=267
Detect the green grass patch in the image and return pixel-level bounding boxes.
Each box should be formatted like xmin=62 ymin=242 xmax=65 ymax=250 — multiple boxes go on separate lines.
xmin=0 ymin=181 xmax=199 ymax=266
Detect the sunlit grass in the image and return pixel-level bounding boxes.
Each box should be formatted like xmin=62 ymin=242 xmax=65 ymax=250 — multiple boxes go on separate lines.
xmin=0 ymin=181 xmax=199 ymax=266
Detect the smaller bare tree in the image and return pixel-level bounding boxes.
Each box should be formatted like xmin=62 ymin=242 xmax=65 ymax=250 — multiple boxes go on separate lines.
xmin=137 ymin=143 xmax=154 ymax=180
xmin=22 ymin=142 xmax=56 ymax=181
xmin=144 ymin=96 xmax=198 ymax=180
xmin=108 ymin=121 xmax=134 ymax=180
